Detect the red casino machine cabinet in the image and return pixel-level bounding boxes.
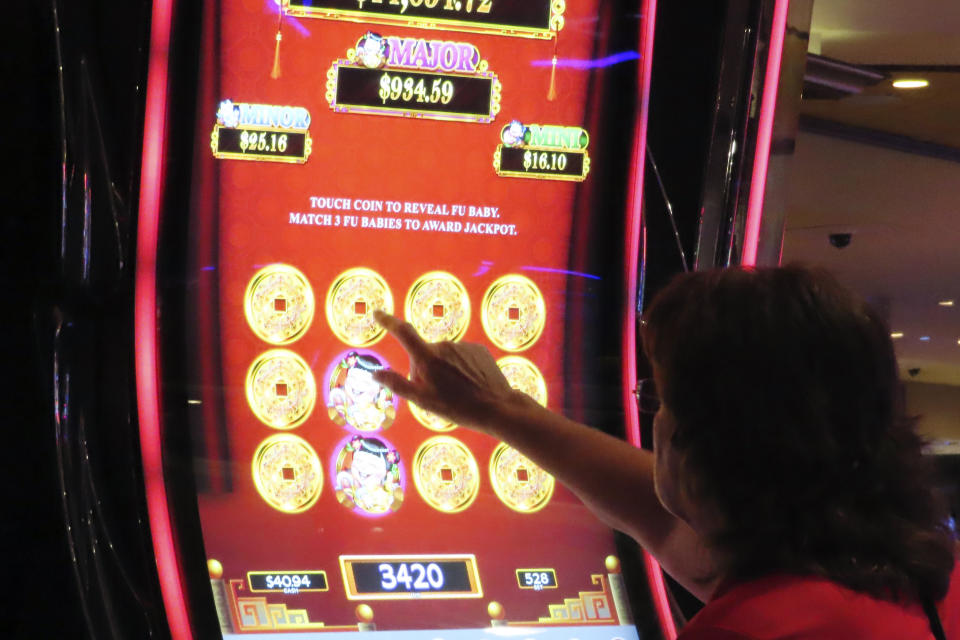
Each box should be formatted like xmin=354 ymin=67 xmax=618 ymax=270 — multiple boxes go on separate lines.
xmin=134 ymin=0 xmax=671 ymax=638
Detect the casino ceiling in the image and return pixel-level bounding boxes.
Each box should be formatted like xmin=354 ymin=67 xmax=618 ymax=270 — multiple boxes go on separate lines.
xmin=782 ymin=0 xmax=960 ymax=385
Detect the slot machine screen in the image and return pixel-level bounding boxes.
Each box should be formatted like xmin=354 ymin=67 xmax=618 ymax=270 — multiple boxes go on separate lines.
xmin=164 ymin=0 xmax=656 ymax=637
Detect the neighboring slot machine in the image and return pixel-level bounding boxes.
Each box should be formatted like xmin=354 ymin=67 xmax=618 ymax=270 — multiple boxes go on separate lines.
xmin=135 ymin=0 xmax=661 ymax=638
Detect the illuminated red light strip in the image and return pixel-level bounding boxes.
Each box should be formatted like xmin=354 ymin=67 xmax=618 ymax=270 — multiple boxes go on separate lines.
xmin=621 ymin=0 xmax=678 ymax=638
xmin=741 ymin=0 xmax=791 ymax=267
xmin=623 ymin=0 xmax=655 ymax=450
xmin=135 ymin=0 xmax=194 ymax=638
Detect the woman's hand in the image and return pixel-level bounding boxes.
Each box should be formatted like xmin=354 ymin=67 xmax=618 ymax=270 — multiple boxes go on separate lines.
xmin=374 ymin=313 xmax=715 ymax=599
xmin=372 ymin=311 xmax=516 ymax=432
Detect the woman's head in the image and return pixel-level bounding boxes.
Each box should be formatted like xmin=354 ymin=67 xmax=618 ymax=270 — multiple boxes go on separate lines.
xmin=641 ymin=265 xmax=954 ymax=600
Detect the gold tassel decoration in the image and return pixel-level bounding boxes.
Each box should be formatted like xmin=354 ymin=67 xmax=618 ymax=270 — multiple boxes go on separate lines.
xmin=547 ymin=55 xmax=558 ymax=101
xmin=547 ymin=37 xmax=559 ymax=101
xmin=270 ymin=9 xmax=284 ymax=79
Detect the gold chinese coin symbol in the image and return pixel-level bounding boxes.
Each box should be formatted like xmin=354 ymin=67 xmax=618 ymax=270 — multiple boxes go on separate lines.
xmin=496 ymin=356 xmax=547 ymax=407
xmin=489 ymin=443 xmax=554 ymax=513
xmin=252 ymin=434 xmax=323 ymax=513
xmin=481 ymin=274 xmax=545 ymax=352
xmin=413 ymin=436 xmax=480 ymax=513
xmin=405 ymin=271 xmax=471 ymax=343
xmin=246 ymin=349 xmax=316 ymax=429
xmin=326 ymin=267 xmax=394 ymax=347
xmin=244 ymin=264 xmax=315 ymax=345
xmin=408 ymin=401 xmax=456 ymax=433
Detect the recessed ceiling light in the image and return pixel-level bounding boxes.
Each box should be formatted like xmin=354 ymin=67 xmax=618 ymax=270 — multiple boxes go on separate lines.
xmin=892 ymin=78 xmax=929 ymax=89
xmin=939 ymin=300 xmax=955 ymax=307
xmin=919 ymin=336 xmax=931 ymax=342
xmin=891 ymin=332 xmax=904 ymax=339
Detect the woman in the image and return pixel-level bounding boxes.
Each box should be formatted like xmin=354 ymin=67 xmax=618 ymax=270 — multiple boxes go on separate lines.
xmin=373 ymin=265 xmax=958 ymax=639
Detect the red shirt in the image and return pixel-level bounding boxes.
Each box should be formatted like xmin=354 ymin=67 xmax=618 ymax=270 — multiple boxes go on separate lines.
xmin=678 ymin=562 xmax=960 ymax=640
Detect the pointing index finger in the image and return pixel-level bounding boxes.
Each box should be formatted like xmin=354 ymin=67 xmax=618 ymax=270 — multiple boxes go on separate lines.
xmin=375 ymin=310 xmax=430 ymax=359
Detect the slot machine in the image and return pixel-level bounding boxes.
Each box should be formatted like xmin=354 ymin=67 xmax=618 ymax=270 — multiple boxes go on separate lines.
xmin=8 ymin=0 xmax=802 ymax=633
xmin=136 ymin=0 xmax=665 ymax=638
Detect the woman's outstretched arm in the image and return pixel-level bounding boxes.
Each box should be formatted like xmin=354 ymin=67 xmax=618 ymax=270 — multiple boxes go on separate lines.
xmin=373 ymin=312 xmax=718 ymax=601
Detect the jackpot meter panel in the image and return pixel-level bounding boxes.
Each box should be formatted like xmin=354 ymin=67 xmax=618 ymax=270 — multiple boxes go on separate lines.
xmin=139 ymin=0 xmax=657 ymax=637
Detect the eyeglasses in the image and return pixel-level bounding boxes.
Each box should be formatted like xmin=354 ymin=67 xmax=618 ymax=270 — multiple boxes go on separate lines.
xmin=634 ymin=378 xmax=661 ymax=415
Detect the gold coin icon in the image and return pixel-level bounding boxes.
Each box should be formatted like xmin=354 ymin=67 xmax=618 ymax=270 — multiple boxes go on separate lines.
xmin=326 ymin=268 xmax=394 ymax=347
xmin=497 ymin=356 xmax=547 ymax=407
xmin=414 ymin=436 xmax=480 ymax=513
xmin=244 ymin=264 xmax=314 ymax=345
xmin=405 ymin=271 xmax=470 ymax=343
xmin=481 ymin=275 xmax=545 ymax=352
xmin=489 ymin=443 xmax=554 ymax=513
xmin=408 ymin=401 xmax=456 ymax=432
xmin=246 ymin=349 xmax=316 ymax=429
xmin=252 ymin=434 xmax=323 ymax=513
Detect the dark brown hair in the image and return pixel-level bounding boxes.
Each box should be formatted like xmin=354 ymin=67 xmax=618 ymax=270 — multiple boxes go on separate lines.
xmin=641 ymin=265 xmax=955 ymax=601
